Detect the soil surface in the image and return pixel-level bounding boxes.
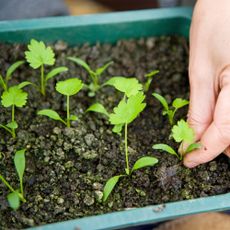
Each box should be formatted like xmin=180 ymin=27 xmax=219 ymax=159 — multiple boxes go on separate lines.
xmin=0 ymin=36 xmax=229 ymax=229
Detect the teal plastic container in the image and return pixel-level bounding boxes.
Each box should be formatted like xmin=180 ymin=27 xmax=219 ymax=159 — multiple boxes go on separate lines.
xmin=0 ymin=7 xmax=229 ymax=230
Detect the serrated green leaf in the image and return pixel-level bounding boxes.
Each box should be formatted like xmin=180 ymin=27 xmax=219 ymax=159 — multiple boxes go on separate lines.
xmin=112 ymin=124 xmax=123 ymax=135
xmin=109 ymin=92 xmax=146 ymax=125
xmin=6 ymin=121 xmax=18 ymax=130
xmin=103 ymin=175 xmax=123 ymax=202
xmin=14 ymin=149 xmax=25 ymax=195
xmin=6 ymin=60 xmax=25 ymax=81
xmin=96 ymin=61 xmax=113 ymax=76
xmin=25 ymin=39 xmax=55 ymax=69
xmin=172 ymin=119 xmax=195 ymax=143
xmin=104 ymin=77 xmax=143 ymax=97
xmin=56 ymin=78 xmax=83 ymax=96
xmin=132 ymin=156 xmax=158 ymax=172
xmin=172 ymin=98 xmax=189 ymax=109
xmin=86 ymin=103 xmax=109 ymax=117
xmin=145 ymin=70 xmax=159 ymax=78
xmin=69 ymin=115 xmax=78 ymax=121
xmin=153 ymin=144 xmax=178 ymax=157
xmin=67 ymin=57 xmax=92 ymax=74
xmin=186 ymin=143 xmax=202 ymax=153
xmin=37 ymin=109 xmax=65 ymax=123
xmin=45 ymin=67 xmax=68 ymax=82
xmin=152 ymin=93 xmax=169 ymax=111
xmin=1 ymin=86 xmax=28 ymax=108
xmin=7 ymin=192 xmax=20 ymax=210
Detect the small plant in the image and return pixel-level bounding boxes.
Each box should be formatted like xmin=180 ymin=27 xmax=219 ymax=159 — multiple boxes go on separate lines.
xmin=152 ymin=92 xmax=189 ymax=125
xmin=38 ymin=78 xmax=83 ymax=127
xmin=0 ymin=85 xmax=28 ymax=138
xmin=67 ymin=57 xmax=113 ymax=96
xmin=153 ymin=119 xmax=201 ymax=160
xmin=0 ymin=149 xmax=26 ymax=210
xmin=88 ymin=92 xmax=159 ymax=201
xmin=25 ymin=39 xmax=68 ymax=96
xmin=0 ymin=60 xmax=25 ymax=91
xmin=144 ymin=70 xmax=159 ymax=92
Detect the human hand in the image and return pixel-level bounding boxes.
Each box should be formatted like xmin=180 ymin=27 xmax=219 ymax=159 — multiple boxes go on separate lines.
xmin=184 ymin=0 xmax=230 ymax=168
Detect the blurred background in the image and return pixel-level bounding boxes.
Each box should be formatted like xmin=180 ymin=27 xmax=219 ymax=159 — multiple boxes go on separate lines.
xmin=0 ymin=0 xmax=195 ymax=20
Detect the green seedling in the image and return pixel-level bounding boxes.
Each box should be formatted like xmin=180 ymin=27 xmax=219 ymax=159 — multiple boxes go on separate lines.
xmin=38 ymin=78 xmax=83 ymax=127
xmin=0 ymin=60 xmax=25 ymax=91
xmin=104 ymin=76 xmax=143 ymax=98
xmin=0 ymin=85 xmax=28 ymax=138
xmin=0 ymin=149 xmax=26 ymax=210
xmin=88 ymin=92 xmax=158 ymax=201
xmin=153 ymin=119 xmax=201 ymax=160
xmin=144 ymin=70 xmax=159 ymax=92
xmin=25 ymin=39 xmax=68 ymax=96
xmin=152 ymin=92 xmax=189 ymax=125
xmin=67 ymin=56 xmax=113 ymax=96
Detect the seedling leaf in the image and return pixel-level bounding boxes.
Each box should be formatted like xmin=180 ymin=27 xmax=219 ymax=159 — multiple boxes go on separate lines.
xmin=17 ymin=81 xmax=33 ymax=89
xmin=186 ymin=143 xmax=202 ymax=153
xmin=6 ymin=121 xmax=18 ymax=130
xmin=104 ymin=77 xmax=143 ymax=97
xmin=109 ymin=92 xmax=146 ymax=125
xmin=1 ymin=86 xmax=28 ymax=108
xmin=172 ymin=98 xmax=189 ymax=109
xmin=6 ymin=60 xmax=25 ymax=81
xmin=37 ymin=109 xmax=65 ymax=123
xmin=86 ymin=103 xmax=109 ymax=117
xmin=96 ymin=61 xmax=113 ymax=76
xmin=69 ymin=115 xmax=78 ymax=121
xmin=152 ymin=93 xmax=169 ymax=111
xmin=145 ymin=70 xmax=159 ymax=78
xmin=56 ymin=78 xmax=83 ymax=96
xmin=112 ymin=124 xmax=123 ymax=134
xmin=132 ymin=156 xmax=158 ymax=172
xmin=172 ymin=119 xmax=194 ymax=143
xmin=7 ymin=192 xmax=20 ymax=210
xmin=67 ymin=57 xmax=92 ymax=74
xmin=45 ymin=67 xmax=68 ymax=82
xmin=153 ymin=144 xmax=179 ymax=158
xmin=103 ymin=175 xmax=123 ymax=202
xmin=25 ymin=39 xmax=55 ymax=69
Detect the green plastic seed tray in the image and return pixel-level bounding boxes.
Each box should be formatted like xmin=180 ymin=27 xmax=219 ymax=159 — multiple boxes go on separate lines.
xmin=0 ymin=7 xmax=229 ymax=230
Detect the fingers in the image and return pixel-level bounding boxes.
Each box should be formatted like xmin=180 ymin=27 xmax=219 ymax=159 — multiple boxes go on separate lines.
xmin=184 ymin=76 xmax=230 ymax=168
xmin=224 ymin=147 xmax=230 ymax=158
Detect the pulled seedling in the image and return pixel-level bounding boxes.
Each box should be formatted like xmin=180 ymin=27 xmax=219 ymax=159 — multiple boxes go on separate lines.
xmin=0 ymin=149 xmax=26 ymax=210
xmin=67 ymin=57 xmax=113 ymax=97
xmin=153 ymin=119 xmax=201 ymax=160
xmin=0 ymin=60 xmax=25 ymax=91
xmin=25 ymin=39 xmax=68 ymax=96
xmin=152 ymin=92 xmax=189 ymax=125
xmin=38 ymin=78 xmax=83 ymax=127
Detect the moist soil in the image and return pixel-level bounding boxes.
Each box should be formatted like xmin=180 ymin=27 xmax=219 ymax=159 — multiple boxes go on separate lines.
xmin=0 ymin=36 xmax=229 ymax=229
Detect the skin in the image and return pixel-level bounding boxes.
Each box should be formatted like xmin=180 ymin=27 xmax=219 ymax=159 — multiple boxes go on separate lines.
xmin=184 ymin=0 xmax=230 ymax=168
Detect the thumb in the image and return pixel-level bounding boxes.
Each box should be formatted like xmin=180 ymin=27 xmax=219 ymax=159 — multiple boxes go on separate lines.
xmin=184 ymin=73 xmax=230 ymax=168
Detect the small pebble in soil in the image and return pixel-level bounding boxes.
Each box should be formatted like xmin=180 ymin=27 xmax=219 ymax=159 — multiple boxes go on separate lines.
xmin=83 ymin=195 xmax=95 ymax=206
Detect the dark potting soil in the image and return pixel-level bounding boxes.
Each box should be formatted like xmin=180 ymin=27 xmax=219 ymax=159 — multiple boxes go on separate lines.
xmin=0 ymin=36 xmax=229 ymax=229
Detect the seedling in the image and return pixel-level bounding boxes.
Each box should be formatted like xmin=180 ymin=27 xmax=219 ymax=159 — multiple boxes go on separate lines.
xmin=144 ymin=70 xmax=159 ymax=92
xmin=0 ymin=60 xmax=25 ymax=91
xmin=152 ymin=92 xmax=189 ymax=125
xmin=153 ymin=119 xmax=201 ymax=160
xmin=0 ymin=149 xmax=26 ymax=210
xmin=88 ymin=92 xmax=159 ymax=201
xmin=25 ymin=39 xmax=68 ymax=95
xmin=104 ymin=76 xmax=143 ymax=98
xmin=67 ymin=57 xmax=113 ymax=96
xmin=38 ymin=78 xmax=83 ymax=127
xmin=0 ymin=85 xmax=28 ymax=138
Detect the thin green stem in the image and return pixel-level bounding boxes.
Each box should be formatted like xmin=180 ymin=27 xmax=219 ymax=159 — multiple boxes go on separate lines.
xmin=0 ymin=124 xmax=13 ymax=136
xmin=125 ymin=122 xmax=130 ymax=175
xmin=0 ymin=175 xmax=15 ymax=193
xmin=66 ymin=95 xmax=70 ymax=128
xmin=11 ymin=105 xmax=16 ymax=138
xmin=41 ymin=64 xmax=45 ymax=96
